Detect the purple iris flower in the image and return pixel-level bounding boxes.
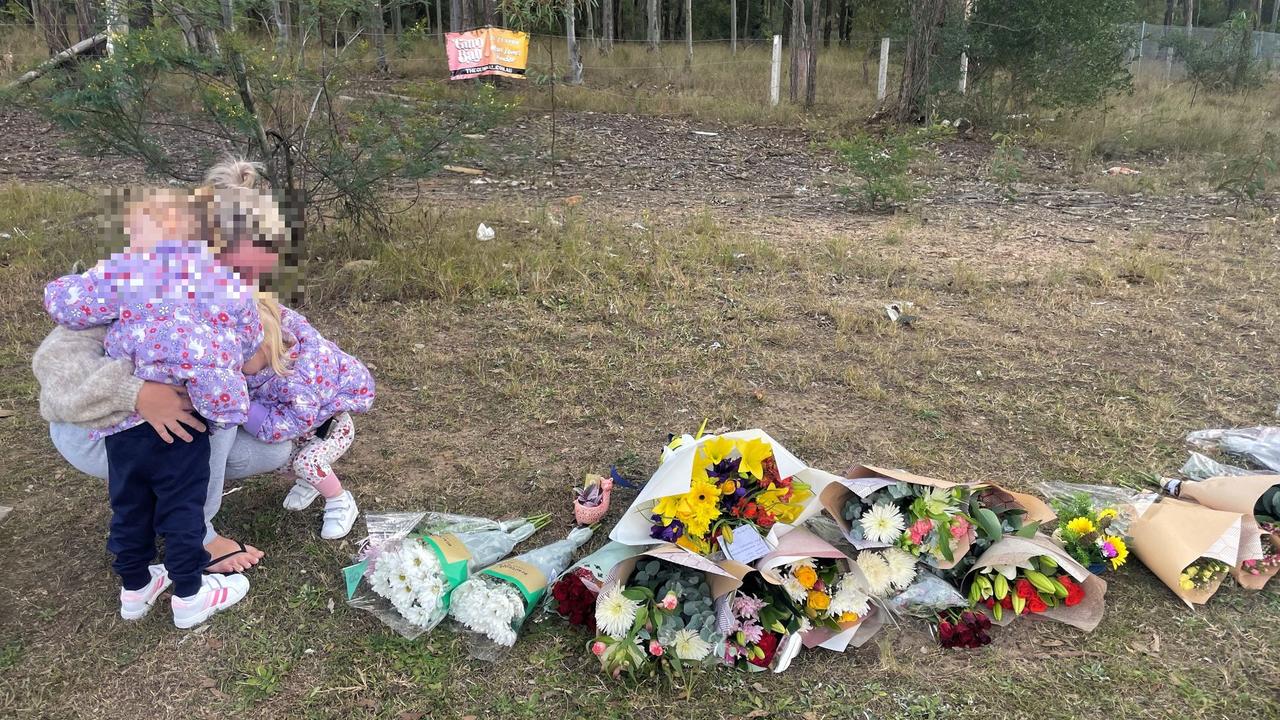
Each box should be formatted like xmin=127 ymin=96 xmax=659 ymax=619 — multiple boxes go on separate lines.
xmin=707 ymin=457 xmax=742 ymax=482
xmin=650 ymin=516 xmax=685 ymax=542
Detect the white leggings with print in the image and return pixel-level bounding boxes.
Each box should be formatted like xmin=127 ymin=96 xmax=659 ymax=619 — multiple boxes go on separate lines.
xmin=290 ymin=412 xmax=354 ymax=499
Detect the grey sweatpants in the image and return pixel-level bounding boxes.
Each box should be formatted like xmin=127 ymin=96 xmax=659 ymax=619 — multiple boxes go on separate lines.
xmin=50 ymin=422 xmax=292 ymax=545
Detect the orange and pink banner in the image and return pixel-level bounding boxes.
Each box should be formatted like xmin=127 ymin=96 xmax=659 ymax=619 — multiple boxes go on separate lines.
xmin=445 ymin=27 xmax=530 ymax=80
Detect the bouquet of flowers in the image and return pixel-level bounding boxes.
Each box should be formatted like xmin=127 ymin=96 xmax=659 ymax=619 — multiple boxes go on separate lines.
xmin=610 ymin=430 xmax=818 ymax=557
xmin=590 ymin=546 xmax=738 ymax=690
xmin=545 ymin=541 xmax=641 ymax=632
xmin=936 ymin=608 xmax=994 ymax=649
xmin=449 ymin=526 xmax=594 ymax=655
xmin=965 ymin=534 xmax=1106 ymax=632
xmin=343 ymin=512 xmax=549 ymax=639
xmin=755 ymin=526 xmax=882 ymax=653
xmin=1128 ymin=495 xmax=1243 ymax=605
xmin=1240 ymin=527 xmax=1280 ymax=579
xmin=821 ymin=465 xmax=1055 ymax=572
xmin=1049 ymin=493 xmax=1129 ymax=574
xmin=1179 ymin=558 xmax=1232 ymax=591
xmin=1166 ymin=475 xmax=1280 ymax=590
xmin=722 ymin=570 xmax=806 ymax=673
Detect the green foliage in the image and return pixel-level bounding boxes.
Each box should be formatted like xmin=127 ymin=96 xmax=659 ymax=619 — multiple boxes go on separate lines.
xmin=831 ymin=125 xmax=951 ymax=209
xmin=1213 ymin=131 xmax=1279 ymax=208
xmin=989 ymin=132 xmax=1025 ymax=199
xmin=957 ymin=0 xmax=1135 ymax=117
xmin=1162 ymin=13 xmax=1265 ymax=93
xmin=26 ymin=20 xmax=513 ymax=226
xmin=235 ymin=658 xmax=290 ymax=702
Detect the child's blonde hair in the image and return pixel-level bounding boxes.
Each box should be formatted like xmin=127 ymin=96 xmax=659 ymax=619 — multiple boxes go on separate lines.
xmin=255 ymin=292 xmax=292 ymax=376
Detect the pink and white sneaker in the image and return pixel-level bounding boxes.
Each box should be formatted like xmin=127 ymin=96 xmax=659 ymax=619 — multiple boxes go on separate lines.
xmin=171 ymin=573 xmax=250 ymax=629
xmin=120 ymin=564 xmax=173 ymax=620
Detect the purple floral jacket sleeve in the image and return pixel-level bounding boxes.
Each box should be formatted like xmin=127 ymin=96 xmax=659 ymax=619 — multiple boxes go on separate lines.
xmin=243 ymin=306 xmax=375 ymax=442
xmin=43 ymin=241 xmax=262 ymax=435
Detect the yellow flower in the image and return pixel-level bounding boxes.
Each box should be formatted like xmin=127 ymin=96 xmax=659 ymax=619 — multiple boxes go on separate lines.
xmin=806 ymin=591 xmax=831 ymax=612
xmin=676 ymin=535 xmax=707 ymax=554
xmin=794 ymin=565 xmax=818 ymax=590
xmin=1066 ymin=517 xmax=1096 ymax=535
xmin=652 ymin=477 xmax=723 ymax=538
xmin=736 ymin=438 xmax=773 ymax=480
xmin=1179 ymin=574 xmax=1195 ymax=591
xmin=1106 ymin=535 xmax=1129 ymax=570
xmin=838 ymin=611 xmax=860 ymax=624
xmin=1098 ymin=508 xmax=1118 ymax=521
xmin=700 ymin=436 xmax=736 ymax=466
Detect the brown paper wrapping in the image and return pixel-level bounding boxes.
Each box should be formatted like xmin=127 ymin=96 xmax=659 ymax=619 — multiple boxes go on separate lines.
xmin=1128 ymin=498 xmax=1240 ymax=606
xmin=1177 ymin=475 xmax=1280 ymax=590
xmin=970 ymin=534 xmax=1108 ymax=632
xmin=825 ymin=465 xmax=971 ymax=568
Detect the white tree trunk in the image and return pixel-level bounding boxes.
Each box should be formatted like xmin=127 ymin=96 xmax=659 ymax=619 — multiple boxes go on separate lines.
xmin=566 ymin=0 xmax=582 ymax=84
xmin=646 ymin=0 xmax=658 ymax=50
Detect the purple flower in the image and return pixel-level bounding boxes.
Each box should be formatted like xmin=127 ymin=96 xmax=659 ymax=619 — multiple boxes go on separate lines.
xmin=707 ymin=457 xmax=742 ymax=482
xmin=650 ymin=516 xmax=685 ymax=542
xmin=732 ymin=594 xmax=767 ymax=619
xmin=1100 ymin=541 xmax=1118 ymax=559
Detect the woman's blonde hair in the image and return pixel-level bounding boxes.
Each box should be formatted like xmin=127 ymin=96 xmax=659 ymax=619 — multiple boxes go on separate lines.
xmin=195 ymin=157 xmax=287 ymax=255
xmin=204 ymin=157 xmax=292 ymax=375
xmin=255 ymin=292 xmax=292 ymax=376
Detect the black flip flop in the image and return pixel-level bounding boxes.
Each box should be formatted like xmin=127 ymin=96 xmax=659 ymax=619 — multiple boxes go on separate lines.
xmin=204 ymin=540 xmax=253 ymax=573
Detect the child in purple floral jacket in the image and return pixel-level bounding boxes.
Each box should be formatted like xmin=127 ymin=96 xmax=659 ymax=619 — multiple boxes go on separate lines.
xmin=42 ymin=186 xmax=276 ymax=629
xmin=242 ymin=294 xmax=374 ymax=540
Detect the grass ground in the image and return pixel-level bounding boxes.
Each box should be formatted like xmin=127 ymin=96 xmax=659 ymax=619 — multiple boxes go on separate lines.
xmin=2 ymin=148 xmax=1280 ymax=718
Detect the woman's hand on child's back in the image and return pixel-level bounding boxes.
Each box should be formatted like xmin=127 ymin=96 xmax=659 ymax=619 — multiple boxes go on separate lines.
xmin=136 ymin=382 xmax=206 ymax=443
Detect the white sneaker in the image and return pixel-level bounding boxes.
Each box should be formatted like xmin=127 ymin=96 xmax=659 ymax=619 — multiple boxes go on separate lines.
xmin=321 ymin=491 xmax=359 ymax=540
xmin=171 ymin=573 xmax=250 ymax=629
xmin=282 ymin=476 xmax=321 ymax=511
xmin=120 ymin=564 xmax=173 ymax=620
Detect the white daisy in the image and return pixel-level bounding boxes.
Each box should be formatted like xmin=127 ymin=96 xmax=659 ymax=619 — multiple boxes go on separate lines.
xmin=594 ymin=584 xmax=640 ymax=639
xmin=450 ymin=576 xmax=523 ymax=646
xmin=667 ymin=628 xmax=712 ymax=661
xmin=859 ymin=502 xmax=906 ymax=544
xmin=856 ymin=551 xmax=894 ymax=597
xmin=781 ymin=575 xmax=808 ymax=603
xmin=829 ymin=578 xmax=871 ymax=619
xmin=883 ymin=547 xmax=918 ymax=590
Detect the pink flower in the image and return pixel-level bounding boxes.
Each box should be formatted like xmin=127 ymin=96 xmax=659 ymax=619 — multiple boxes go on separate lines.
xmin=591 ymin=641 xmax=607 ymax=656
xmin=659 ymin=592 xmax=678 ymax=611
xmin=648 ymin=640 xmax=664 ymax=657
xmin=909 ymin=519 xmax=934 ymax=545
xmin=950 ymin=517 xmax=971 ymax=540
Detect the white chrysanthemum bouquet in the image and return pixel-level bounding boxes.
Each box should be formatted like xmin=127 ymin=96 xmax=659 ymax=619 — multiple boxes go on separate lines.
xmin=344 ymin=511 xmax=550 ymax=639
xmin=450 ymin=526 xmax=595 ymax=656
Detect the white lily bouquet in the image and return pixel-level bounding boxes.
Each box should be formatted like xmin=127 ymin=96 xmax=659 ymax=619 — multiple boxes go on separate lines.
xmin=450 ymin=526 xmax=595 ymax=657
xmin=344 ymin=511 xmax=550 ymax=639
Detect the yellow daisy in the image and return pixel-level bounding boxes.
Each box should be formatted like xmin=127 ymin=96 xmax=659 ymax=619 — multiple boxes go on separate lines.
xmin=1065 ymin=517 xmax=1096 ymax=535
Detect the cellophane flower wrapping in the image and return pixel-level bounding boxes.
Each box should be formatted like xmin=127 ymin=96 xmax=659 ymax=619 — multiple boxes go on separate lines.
xmin=450 ymin=527 xmax=595 ymax=659
xmin=344 ymin=513 xmax=538 ymax=640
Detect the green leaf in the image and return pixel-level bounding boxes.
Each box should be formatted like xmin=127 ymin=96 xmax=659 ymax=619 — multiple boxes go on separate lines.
xmin=973 ymin=508 xmax=1003 ymax=540
xmin=1015 ymin=522 xmax=1040 ymax=538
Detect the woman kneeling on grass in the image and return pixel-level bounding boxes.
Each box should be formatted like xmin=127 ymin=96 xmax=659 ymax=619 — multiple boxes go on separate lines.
xmin=32 ymin=159 xmax=292 ymax=576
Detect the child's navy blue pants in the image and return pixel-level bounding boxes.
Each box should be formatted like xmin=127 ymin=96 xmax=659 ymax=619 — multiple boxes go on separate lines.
xmin=105 ymin=420 xmax=212 ymax=598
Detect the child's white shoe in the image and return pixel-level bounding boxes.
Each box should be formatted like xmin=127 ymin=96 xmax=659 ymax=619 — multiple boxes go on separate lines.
xmin=120 ymin=564 xmax=173 ymax=620
xmin=282 ymin=476 xmax=321 ymax=511
xmin=171 ymin=573 xmax=250 ymax=629
xmin=321 ymin=491 xmax=359 ymax=540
